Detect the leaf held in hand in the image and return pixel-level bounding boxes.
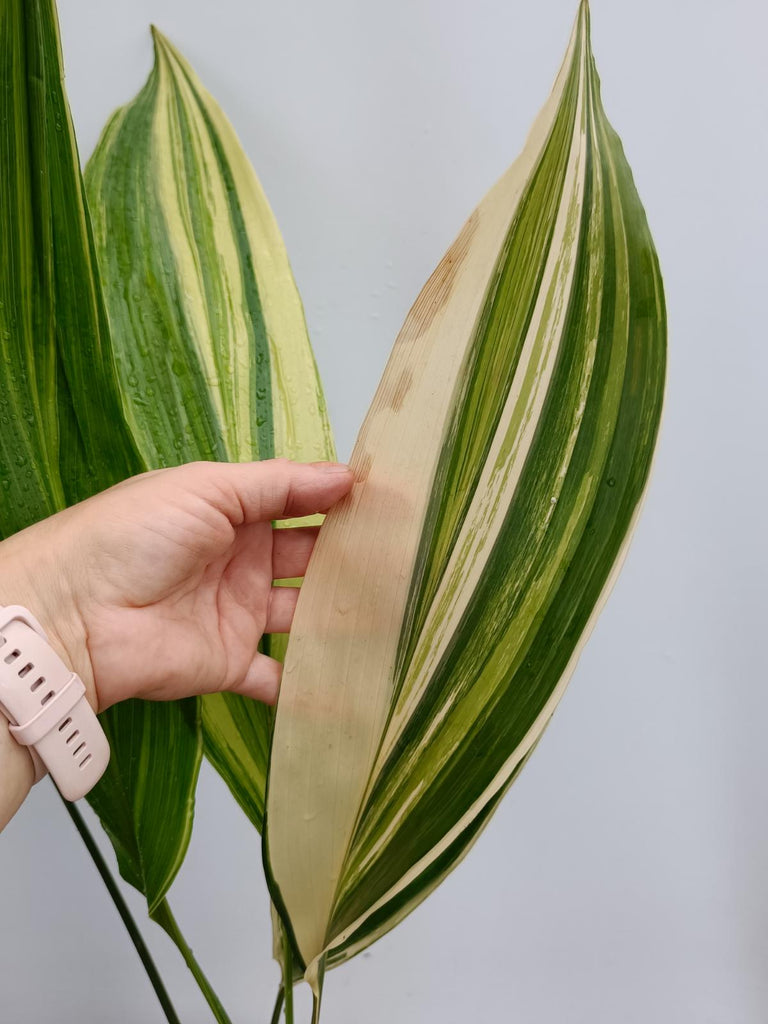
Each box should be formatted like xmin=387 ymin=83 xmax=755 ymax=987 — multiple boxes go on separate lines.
xmin=264 ymin=0 xmax=666 ymax=985
xmin=85 ymin=28 xmax=336 ymax=834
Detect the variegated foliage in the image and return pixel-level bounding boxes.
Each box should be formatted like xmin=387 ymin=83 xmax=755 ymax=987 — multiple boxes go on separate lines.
xmin=0 ymin=0 xmax=201 ymax=915
xmin=2 ymin=5 xmax=335 ymax=1017
xmin=0 ymin=5 xmax=213 ymax=1002
xmin=264 ymin=2 xmax=666 ymax=1007
xmin=85 ymin=26 xmax=335 ymax=900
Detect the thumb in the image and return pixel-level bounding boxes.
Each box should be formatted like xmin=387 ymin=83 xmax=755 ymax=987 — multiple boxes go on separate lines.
xmin=230 ymin=650 xmax=283 ymax=705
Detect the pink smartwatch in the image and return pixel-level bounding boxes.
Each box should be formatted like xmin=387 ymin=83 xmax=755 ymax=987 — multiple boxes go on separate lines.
xmin=0 ymin=605 xmax=109 ymax=800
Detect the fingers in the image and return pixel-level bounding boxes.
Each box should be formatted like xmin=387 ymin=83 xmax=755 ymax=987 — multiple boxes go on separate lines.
xmin=272 ymin=526 xmax=320 ymax=579
xmin=184 ymin=459 xmax=354 ymax=525
xmin=257 ymin=460 xmax=353 ymax=521
xmin=229 ymin=652 xmax=282 ymax=705
xmin=224 ymin=586 xmax=300 ymax=703
xmin=266 ymin=585 xmax=299 ymax=633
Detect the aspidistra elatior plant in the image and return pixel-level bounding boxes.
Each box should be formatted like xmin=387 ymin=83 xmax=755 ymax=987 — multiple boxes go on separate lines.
xmin=263 ymin=4 xmax=666 ymax=1015
xmin=0 ymin=0 xmax=666 ymax=1021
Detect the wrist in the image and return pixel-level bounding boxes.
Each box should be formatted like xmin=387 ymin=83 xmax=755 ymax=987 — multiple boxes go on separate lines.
xmin=0 ymin=714 xmax=36 ymax=826
xmin=0 ymin=522 xmax=98 ymax=713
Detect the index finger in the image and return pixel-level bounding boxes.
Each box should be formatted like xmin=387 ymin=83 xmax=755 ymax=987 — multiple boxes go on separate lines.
xmin=188 ymin=459 xmax=355 ymax=525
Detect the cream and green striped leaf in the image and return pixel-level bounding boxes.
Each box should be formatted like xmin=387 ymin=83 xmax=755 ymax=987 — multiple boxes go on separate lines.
xmin=264 ymin=1 xmax=666 ymax=1001
xmin=86 ymin=27 xmax=333 ymax=472
xmin=85 ymin=28 xmax=335 ymax=835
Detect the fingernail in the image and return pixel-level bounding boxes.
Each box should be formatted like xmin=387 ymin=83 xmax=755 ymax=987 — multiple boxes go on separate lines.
xmin=312 ymin=462 xmax=352 ymax=474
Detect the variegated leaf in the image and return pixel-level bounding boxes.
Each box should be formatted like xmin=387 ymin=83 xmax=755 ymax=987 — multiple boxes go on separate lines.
xmin=86 ymin=698 xmax=202 ymax=913
xmin=85 ymin=27 xmax=333 ymax=471
xmin=85 ymin=28 xmax=335 ymax=835
xmin=0 ymin=0 xmax=143 ymax=530
xmin=0 ymin=0 xmax=204 ymax=921
xmin=0 ymin=0 xmax=204 ymax=922
xmin=264 ymin=0 xmax=666 ymax=995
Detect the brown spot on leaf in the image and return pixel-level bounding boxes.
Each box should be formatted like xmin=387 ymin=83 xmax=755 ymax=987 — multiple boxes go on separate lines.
xmin=406 ymin=210 xmax=479 ymax=340
xmin=386 ymin=368 xmax=413 ymax=411
xmin=354 ymin=450 xmax=373 ymax=484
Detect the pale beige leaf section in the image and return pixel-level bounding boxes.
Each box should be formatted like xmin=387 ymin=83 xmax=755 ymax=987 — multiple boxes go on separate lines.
xmin=265 ymin=23 xmax=580 ymax=970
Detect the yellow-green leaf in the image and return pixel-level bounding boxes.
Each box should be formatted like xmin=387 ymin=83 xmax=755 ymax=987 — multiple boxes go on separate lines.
xmin=264 ymin=1 xmax=666 ymax=987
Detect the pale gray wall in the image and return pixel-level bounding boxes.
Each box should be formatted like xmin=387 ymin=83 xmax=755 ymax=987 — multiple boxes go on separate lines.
xmin=1 ymin=0 xmax=766 ymax=1020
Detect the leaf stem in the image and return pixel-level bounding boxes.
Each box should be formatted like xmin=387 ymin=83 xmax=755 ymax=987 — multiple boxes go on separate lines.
xmin=61 ymin=798 xmax=181 ymax=1024
xmin=152 ymin=899 xmax=234 ymax=1024
xmin=310 ymin=958 xmax=325 ymax=1024
xmin=283 ymin=932 xmax=294 ymax=1024
xmin=311 ymin=992 xmax=322 ymax=1024
xmin=269 ymin=984 xmax=285 ymax=1024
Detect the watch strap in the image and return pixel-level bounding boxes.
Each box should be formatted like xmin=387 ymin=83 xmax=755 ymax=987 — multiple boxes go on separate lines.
xmin=0 ymin=605 xmax=109 ymax=800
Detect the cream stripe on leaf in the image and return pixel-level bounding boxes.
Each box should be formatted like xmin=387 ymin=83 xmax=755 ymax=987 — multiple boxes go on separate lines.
xmin=264 ymin=2 xmax=666 ymax=1001
xmin=85 ymin=28 xmax=335 ymax=838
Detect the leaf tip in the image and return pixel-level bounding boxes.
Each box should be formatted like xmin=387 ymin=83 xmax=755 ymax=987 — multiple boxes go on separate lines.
xmin=577 ymin=0 xmax=592 ymax=39
xmin=149 ymin=24 xmax=174 ymax=65
xmin=569 ymin=0 xmax=595 ymax=75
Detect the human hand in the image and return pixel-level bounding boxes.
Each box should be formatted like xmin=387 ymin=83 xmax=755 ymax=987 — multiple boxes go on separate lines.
xmin=0 ymin=460 xmax=353 ymax=712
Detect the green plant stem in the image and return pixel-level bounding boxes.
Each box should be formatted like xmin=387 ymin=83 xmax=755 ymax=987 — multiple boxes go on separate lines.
xmin=283 ymin=934 xmax=294 ymax=1024
xmin=269 ymin=984 xmax=285 ymax=1024
xmin=61 ymin=798 xmax=181 ymax=1024
xmin=152 ymin=899 xmax=234 ymax=1024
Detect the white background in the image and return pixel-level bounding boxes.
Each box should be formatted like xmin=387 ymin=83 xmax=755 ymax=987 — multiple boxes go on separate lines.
xmin=1 ymin=0 xmax=766 ymax=1021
